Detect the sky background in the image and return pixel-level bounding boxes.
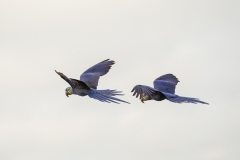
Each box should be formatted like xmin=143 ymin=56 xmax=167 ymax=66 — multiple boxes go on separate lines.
xmin=1 ymin=0 xmax=240 ymax=160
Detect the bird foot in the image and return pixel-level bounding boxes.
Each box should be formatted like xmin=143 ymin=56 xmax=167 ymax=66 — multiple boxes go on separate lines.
xmin=141 ymin=93 xmax=146 ymax=103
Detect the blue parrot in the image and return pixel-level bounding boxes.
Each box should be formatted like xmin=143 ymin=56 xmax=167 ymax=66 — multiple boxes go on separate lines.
xmin=131 ymin=74 xmax=208 ymax=104
xmin=55 ymin=59 xmax=129 ymax=104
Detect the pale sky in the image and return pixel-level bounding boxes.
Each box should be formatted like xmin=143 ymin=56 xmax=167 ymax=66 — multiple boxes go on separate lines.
xmin=1 ymin=0 xmax=240 ymax=160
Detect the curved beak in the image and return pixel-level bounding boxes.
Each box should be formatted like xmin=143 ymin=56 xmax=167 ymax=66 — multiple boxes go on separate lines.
xmin=65 ymin=90 xmax=70 ymax=97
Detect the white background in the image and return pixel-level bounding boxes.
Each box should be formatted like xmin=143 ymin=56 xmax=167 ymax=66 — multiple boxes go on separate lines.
xmin=1 ymin=0 xmax=240 ymax=159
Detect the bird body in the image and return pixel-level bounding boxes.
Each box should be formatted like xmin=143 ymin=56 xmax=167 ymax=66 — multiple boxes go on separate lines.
xmin=70 ymin=87 xmax=88 ymax=96
xmin=56 ymin=59 xmax=129 ymax=104
xmin=132 ymin=74 xmax=208 ymax=104
xmin=149 ymin=92 xmax=166 ymax=101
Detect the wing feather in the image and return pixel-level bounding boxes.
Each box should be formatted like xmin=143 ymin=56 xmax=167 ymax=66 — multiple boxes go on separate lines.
xmin=80 ymin=59 xmax=115 ymax=89
xmin=55 ymin=70 xmax=90 ymax=90
xmin=69 ymin=78 xmax=91 ymax=90
xmin=131 ymin=85 xmax=159 ymax=99
xmin=55 ymin=70 xmax=75 ymax=88
xmin=153 ymin=74 xmax=179 ymax=94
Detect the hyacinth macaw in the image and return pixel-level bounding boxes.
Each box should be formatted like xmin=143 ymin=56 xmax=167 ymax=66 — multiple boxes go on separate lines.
xmin=131 ymin=74 xmax=208 ymax=104
xmin=55 ymin=59 xmax=129 ymax=104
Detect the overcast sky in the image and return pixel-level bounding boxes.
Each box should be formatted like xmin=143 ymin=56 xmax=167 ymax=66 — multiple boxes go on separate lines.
xmin=1 ymin=0 xmax=240 ymax=160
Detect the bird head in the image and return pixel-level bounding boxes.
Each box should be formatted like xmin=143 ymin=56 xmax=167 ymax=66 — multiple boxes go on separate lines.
xmin=65 ymin=87 xmax=73 ymax=97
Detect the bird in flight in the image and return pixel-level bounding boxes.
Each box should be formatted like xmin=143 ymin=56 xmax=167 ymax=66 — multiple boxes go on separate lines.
xmin=131 ymin=74 xmax=208 ymax=104
xmin=55 ymin=59 xmax=129 ymax=104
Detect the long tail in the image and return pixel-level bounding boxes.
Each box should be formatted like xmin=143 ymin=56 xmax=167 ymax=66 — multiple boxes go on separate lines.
xmin=88 ymin=89 xmax=130 ymax=104
xmin=162 ymin=92 xmax=209 ymax=104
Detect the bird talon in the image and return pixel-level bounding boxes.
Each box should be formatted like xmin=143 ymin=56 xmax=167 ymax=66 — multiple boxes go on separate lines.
xmin=141 ymin=93 xmax=146 ymax=103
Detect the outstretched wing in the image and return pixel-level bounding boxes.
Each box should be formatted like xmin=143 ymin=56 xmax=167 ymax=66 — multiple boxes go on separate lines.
xmin=80 ymin=59 xmax=115 ymax=89
xmin=153 ymin=74 xmax=179 ymax=94
xmin=55 ymin=70 xmax=90 ymax=90
xmin=162 ymin=92 xmax=209 ymax=104
xmin=131 ymin=85 xmax=159 ymax=99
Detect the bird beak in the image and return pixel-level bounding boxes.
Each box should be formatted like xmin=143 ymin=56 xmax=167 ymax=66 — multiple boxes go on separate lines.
xmin=65 ymin=91 xmax=69 ymax=97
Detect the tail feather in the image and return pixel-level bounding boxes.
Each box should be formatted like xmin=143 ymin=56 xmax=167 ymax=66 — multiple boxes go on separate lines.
xmin=88 ymin=89 xmax=130 ymax=104
xmin=96 ymin=89 xmax=124 ymax=96
xmin=162 ymin=92 xmax=209 ymax=105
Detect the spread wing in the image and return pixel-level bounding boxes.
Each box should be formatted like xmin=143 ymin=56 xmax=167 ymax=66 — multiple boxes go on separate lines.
xmin=55 ymin=70 xmax=90 ymax=90
xmin=131 ymin=85 xmax=160 ymax=99
xmin=153 ymin=74 xmax=179 ymax=94
xmin=80 ymin=59 xmax=115 ymax=89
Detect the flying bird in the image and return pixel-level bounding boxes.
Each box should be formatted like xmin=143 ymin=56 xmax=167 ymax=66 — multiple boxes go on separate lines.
xmin=131 ymin=74 xmax=208 ymax=104
xmin=55 ymin=59 xmax=129 ymax=104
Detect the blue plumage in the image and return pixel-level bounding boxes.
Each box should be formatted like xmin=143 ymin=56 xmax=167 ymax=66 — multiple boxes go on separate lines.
xmin=88 ymin=89 xmax=130 ymax=104
xmin=132 ymin=74 xmax=208 ymax=104
xmin=56 ymin=59 xmax=129 ymax=104
xmin=80 ymin=59 xmax=115 ymax=89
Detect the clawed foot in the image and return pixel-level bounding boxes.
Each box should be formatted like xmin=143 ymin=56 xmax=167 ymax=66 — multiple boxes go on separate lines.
xmin=141 ymin=93 xmax=146 ymax=103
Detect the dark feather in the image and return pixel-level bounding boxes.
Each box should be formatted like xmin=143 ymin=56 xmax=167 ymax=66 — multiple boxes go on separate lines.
xmin=131 ymin=85 xmax=158 ymax=99
xmin=69 ymin=79 xmax=91 ymax=90
xmin=55 ymin=70 xmax=90 ymax=90
xmin=55 ymin=70 xmax=75 ymax=88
